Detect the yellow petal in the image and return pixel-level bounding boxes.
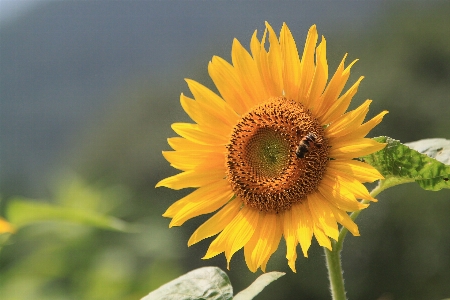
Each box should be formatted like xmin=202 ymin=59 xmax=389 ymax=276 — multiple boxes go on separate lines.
xmin=326 ymin=100 xmax=372 ymax=139
xmin=295 ymin=202 xmax=314 ymax=258
xmin=167 ymin=137 xmax=224 ymax=152
xmin=265 ymin=21 xmax=284 ymax=96
xmin=163 ymin=180 xmax=231 ymax=222
xmin=172 ymin=123 xmax=228 ymax=145
xmin=156 ymin=168 xmax=225 ymax=190
xmin=250 ymin=29 xmax=262 ymax=61
xmin=0 ymin=217 xmax=15 ymax=234
xmin=319 ymin=185 xmax=368 ymax=211
xmin=306 ymin=36 xmax=328 ymax=108
xmin=321 ymin=76 xmax=364 ymax=125
xmin=161 ymin=150 xmax=224 ymax=171
xmin=180 ymin=93 xmax=234 ymax=136
xmin=327 ymin=160 xmax=384 ymax=183
xmin=316 ymin=56 xmax=358 ymax=120
xmin=324 ymin=173 xmax=376 ymax=202
xmin=329 ymin=137 xmax=387 ymax=159
xmin=188 ymin=198 xmax=242 ymax=246
xmin=334 ymin=110 xmax=389 ymax=142
xmin=313 ymin=223 xmax=332 ymax=250
xmin=250 ymin=27 xmax=266 ymax=88
xmin=298 ymin=25 xmax=318 ymax=106
xmin=244 ymin=213 xmax=282 ymax=272
xmin=255 ymin=30 xmax=276 ymax=97
xmin=260 ymin=219 xmax=282 ymax=272
xmin=208 ymin=56 xmax=250 ymax=115
xmin=308 ymin=193 xmax=339 ymax=241
xmin=231 ymin=38 xmax=267 ymax=106
xmin=352 ymin=110 xmax=389 ymax=139
xmin=169 ymin=194 xmax=233 ymax=227
xmin=282 ymin=206 xmax=298 ymax=272
xmin=280 ymin=22 xmax=301 ymax=101
xmin=327 ymin=204 xmax=360 ymax=236
xmin=203 ymin=206 xmax=260 ymax=270
xmin=318 ymin=177 xmax=369 ymax=212
xmin=185 ymin=79 xmax=240 ymax=124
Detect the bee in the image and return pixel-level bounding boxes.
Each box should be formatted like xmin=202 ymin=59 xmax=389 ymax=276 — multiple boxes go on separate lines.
xmin=296 ymin=132 xmax=321 ymax=158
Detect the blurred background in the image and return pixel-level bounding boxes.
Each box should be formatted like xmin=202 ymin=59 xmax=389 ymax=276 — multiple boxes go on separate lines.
xmin=1 ymin=1 xmax=449 ymax=299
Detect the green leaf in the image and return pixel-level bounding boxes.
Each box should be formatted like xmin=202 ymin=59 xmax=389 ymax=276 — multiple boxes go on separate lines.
xmin=362 ymin=136 xmax=450 ymax=191
xmin=141 ymin=267 xmax=233 ymax=300
xmin=405 ymin=138 xmax=450 ymax=165
xmin=6 ymin=198 xmax=131 ymax=232
xmin=233 ymin=272 xmax=285 ymax=300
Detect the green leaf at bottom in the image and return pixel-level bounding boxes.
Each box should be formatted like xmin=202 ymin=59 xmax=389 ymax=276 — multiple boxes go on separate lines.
xmin=141 ymin=267 xmax=233 ymax=300
xmin=233 ymin=272 xmax=285 ymax=300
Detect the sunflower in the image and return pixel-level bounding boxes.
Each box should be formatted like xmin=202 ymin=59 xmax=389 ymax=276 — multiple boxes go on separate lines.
xmin=157 ymin=22 xmax=387 ymax=273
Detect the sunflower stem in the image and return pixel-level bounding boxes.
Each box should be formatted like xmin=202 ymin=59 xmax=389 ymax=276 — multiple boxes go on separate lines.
xmin=324 ymin=245 xmax=347 ymax=300
xmin=325 ymin=181 xmax=387 ymax=300
xmin=336 ymin=182 xmax=385 ymax=252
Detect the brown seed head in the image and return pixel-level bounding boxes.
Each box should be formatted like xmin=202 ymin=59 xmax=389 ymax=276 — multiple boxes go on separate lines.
xmin=226 ymin=97 xmax=329 ymax=213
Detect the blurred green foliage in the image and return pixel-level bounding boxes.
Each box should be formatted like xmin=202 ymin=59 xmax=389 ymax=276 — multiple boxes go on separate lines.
xmin=1 ymin=2 xmax=450 ymax=300
xmin=0 ymin=177 xmax=183 ymax=299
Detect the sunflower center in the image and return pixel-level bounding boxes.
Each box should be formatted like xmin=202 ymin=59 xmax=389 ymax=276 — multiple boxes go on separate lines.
xmin=226 ymin=97 xmax=329 ymax=213
xmin=245 ymin=127 xmax=290 ymax=178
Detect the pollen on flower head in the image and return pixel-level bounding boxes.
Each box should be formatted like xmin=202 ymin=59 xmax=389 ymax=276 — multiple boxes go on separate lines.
xmin=226 ymin=97 xmax=329 ymax=213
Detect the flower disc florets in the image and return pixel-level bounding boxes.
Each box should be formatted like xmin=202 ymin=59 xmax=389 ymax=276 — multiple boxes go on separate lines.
xmin=226 ymin=97 xmax=329 ymax=213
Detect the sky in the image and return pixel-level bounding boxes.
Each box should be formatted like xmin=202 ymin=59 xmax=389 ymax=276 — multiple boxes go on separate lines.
xmin=0 ymin=0 xmax=45 ymax=25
